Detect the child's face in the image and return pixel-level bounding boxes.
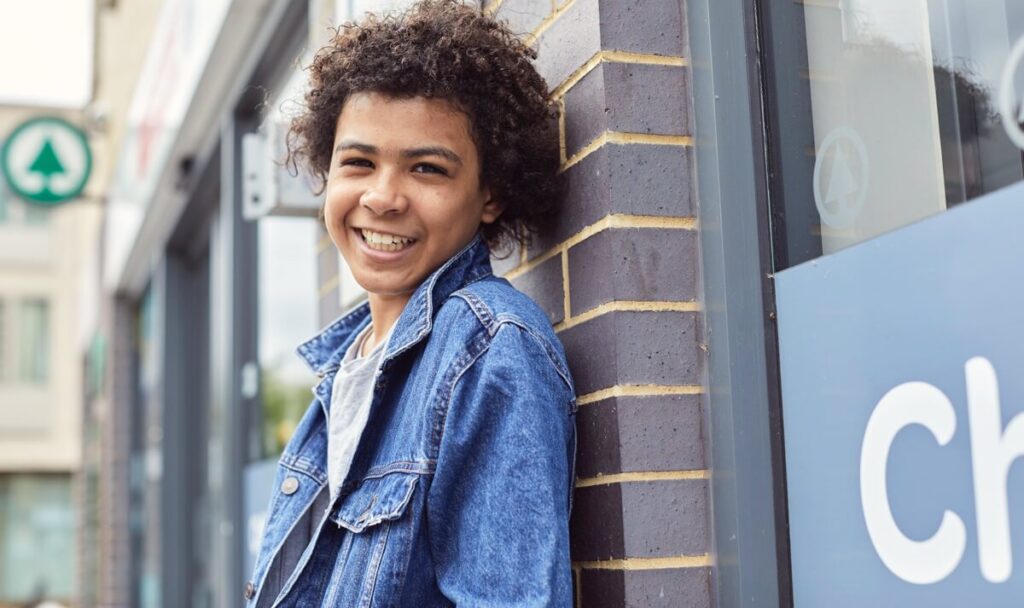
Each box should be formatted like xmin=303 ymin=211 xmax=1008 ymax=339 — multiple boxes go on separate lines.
xmin=324 ymin=93 xmax=501 ymax=302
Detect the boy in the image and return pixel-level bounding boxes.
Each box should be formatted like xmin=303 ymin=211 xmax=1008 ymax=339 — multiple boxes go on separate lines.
xmin=246 ymin=2 xmax=576 ymax=606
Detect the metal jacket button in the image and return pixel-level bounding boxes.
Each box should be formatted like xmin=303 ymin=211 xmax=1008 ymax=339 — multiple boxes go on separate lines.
xmin=280 ymin=476 xmax=299 ymax=495
xmin=244 ymin=581 xmax=255 ymax=600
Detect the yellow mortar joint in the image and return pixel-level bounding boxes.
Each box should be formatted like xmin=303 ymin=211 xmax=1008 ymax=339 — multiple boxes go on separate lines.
xmin=504 ymin=213 xmax=697 ymax=281
xmin=550 ymin=51 xmax=689 ymax=101
xmin=524 ymin=0 xmax=577 ymax=46
xmin=483 ymin=0 xmax=504 ymax=16
xmin=575 ymin=470 xmax=710 ymax=488
xmin=576 ymin=384 xmax=704 ymax=406
xmin=318 ymin=275 xmax=340 ymax=299
xmin=572 ymin=567 xmax=583 ymax=608
xmin=609 ymin=215 xmax=698 ymax=230
xmin=574 ymin=555 xmax=713 ymax=571
xmin=555 ymin=300 xmax=701 ymax=332
xmin=561 ymin=131 xmax=694 ymax=172
xmin=601 ymin=50 xmax=689 ymax=67
xmin=551 ymin=53 xmax=603 ymax=101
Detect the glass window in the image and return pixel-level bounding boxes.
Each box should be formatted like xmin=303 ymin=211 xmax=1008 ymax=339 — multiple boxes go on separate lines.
xmin=17 ymin=299 xmax=48 ymax=384
xmin=256 ymin=217 xmax=318 ymax=457
xmin=0 ymin=474 xmax=76 ymax=604
xmin=131 ymin=285 xmax=162 ymax=608
xmin=761 ymin=0 xmax=1024 ymax=269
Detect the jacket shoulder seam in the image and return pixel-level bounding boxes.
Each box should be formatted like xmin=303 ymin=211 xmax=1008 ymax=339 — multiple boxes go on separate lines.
xmin=451 ymin=288 xmax=497 ymax=334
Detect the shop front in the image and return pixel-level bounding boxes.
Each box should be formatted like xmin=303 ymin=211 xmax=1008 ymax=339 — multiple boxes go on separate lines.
xmin=692 ymin=0 xmax=1024 ymax=605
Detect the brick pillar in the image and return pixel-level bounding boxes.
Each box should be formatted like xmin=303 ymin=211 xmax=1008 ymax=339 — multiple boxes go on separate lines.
xmin=96 ymin=296 xmax=135 ymax=608
xmin=485 ymin=1 xmax=710 ymax=606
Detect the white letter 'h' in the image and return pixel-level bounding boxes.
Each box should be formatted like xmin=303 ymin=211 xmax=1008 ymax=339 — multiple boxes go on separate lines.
xmin=967 ymin=356 xmax=1024 ymax=583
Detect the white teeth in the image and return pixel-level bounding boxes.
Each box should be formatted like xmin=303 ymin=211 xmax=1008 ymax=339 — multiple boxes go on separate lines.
xmin=360 ymin=229 xmax=415 ymax=252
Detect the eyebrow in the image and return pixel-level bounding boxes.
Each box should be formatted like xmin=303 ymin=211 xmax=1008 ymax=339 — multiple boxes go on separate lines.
xmin=335 ymin=139 xmax=463 ymax=166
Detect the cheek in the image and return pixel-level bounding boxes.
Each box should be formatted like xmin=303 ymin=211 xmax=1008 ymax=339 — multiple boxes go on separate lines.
xmin=322 ymin=185 xmax=352 ymax=224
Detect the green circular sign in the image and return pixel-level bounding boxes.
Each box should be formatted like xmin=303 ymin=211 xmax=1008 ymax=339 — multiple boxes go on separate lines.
xmin=1 ymin=116 xmax=92 ymax=206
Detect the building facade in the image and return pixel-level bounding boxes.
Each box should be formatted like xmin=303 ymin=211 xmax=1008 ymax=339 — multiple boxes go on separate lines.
xmin=0 ymin=2 xmax=147 ymax=605
xmin=89 ymin=0 xmax=1024 ymax=607
xmin=0 ymin=108 xmax=96 ymax=607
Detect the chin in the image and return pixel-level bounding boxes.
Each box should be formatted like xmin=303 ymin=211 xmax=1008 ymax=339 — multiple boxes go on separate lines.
xmin=356 ymin=276 xmax=417 ymax=299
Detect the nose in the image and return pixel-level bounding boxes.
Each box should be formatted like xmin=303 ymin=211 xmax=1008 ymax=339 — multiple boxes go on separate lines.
xmin=360 ymin=170 xmax=407 ymax=215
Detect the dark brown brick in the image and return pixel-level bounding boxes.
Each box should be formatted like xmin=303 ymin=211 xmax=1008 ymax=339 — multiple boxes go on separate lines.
xmin=578 ymin=568 xmax=712 ymax=608
xmin=597 ymin=0 xmax=687 ymax=57
xmin=604 ymin=145 xmax=694 ymax=219
xmin=560 ymin=311 xmax=700 ymax=395
xmin=534 ymin=0 xmax=687 ymax=91
xmin=603 ymin=62 xmax=691 ymax=135
xmin=576 ymin=395 xmax=704 ymax=478
xmin=564 ymin=63 xmax=691 ymax=159
xmin=568 ymin=227 xmax=698 ymax=314
xmin=571 ymin=479 xmax=708 ymax=559
xmin=620 ymin=479 xmax=707 ymax=557
xmin=531 ymin=144 xmax=695 ymax=256
xmin=562 ymin=62 xmax=606 ymax=157
xmin=534 ymin=0 xmax=601 ymax=89
xmin=571 ymin=482 xmax=625 ymax=559
xmin=508 ymin=254 xmax=565 ymax=325
xmin=493 ymin=0 xmax=552 ymax=36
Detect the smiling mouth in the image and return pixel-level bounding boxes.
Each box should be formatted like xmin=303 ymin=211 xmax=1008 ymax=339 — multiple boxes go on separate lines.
xmin=359 ymin=228 xmax=417 ymax=252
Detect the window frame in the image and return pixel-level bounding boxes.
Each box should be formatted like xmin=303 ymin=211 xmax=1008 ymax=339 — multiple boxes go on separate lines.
xmin=687 ymin=0 xmax=794 ymax=605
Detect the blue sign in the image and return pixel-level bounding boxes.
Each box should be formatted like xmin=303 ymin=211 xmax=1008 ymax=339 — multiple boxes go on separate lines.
xmin=776 ymin=182 xmax=1024 ymax=606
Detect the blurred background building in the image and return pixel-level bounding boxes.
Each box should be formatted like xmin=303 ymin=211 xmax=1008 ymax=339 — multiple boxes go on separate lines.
xmin=0 ymin=1 xmax=142 ymax=606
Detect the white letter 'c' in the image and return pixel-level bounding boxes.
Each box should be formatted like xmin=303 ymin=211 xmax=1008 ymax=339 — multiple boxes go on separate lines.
xmin=860 ymin=382 xmax=966 ymax=584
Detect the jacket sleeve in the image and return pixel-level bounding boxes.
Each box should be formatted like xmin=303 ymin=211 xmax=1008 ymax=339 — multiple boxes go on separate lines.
xmin=427 ymin=322 xmax=576 ymax=607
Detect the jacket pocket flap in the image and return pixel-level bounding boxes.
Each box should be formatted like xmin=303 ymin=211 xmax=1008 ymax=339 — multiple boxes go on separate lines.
xmin=332 ymin=472 xmax=418 ymax=533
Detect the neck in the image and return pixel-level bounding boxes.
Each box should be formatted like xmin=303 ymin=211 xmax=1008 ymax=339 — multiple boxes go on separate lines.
xmin=365 ymin=291 xmax=412 ymax=354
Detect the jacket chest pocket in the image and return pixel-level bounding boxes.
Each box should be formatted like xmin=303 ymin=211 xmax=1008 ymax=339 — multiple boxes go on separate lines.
xmin=325 ymin=471 xmax=420 ymax=607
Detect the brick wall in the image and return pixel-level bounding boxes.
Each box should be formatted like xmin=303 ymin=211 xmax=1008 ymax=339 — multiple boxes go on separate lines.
xmin=486 ymin=1 xmax=710 ymax=606
xmin=95 ymin=297 xmax=134 ymax=608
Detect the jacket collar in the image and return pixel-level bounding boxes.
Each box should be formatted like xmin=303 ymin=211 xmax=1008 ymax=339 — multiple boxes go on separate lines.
xmin=296 ymin=234 xmax=493 ymax=375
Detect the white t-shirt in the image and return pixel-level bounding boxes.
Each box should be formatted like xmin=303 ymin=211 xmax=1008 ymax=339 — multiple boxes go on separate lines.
xmin=326 ymin=323 xmax=390 ymax=500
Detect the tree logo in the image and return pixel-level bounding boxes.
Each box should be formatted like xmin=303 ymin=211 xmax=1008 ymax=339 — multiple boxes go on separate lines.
xmin=1 ymin=117 xmax=92 ymax=205
xmin=813 ymin=127 xmax=870 ymax=229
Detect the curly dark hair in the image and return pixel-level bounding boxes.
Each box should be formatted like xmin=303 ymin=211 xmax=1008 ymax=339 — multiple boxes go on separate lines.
xmin=287 ymin=0 xmax=562 ymax=254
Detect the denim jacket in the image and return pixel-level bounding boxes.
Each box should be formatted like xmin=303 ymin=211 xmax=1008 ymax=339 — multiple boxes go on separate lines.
xmin=246 ymin=236 xmax=577 ymax=608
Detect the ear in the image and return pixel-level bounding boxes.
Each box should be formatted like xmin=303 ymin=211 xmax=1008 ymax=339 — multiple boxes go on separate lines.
xmin=480 ymin=188 xmax=503 ymax=224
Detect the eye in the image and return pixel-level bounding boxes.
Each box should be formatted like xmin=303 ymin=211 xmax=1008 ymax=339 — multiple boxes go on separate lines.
xmin=412 ymin=163 xmax=448 ymax=176
xmin=340 ymin=158 xmax=373 ymax=169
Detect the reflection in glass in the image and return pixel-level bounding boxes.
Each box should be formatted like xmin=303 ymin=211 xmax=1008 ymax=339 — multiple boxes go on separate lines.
xmin=762 ymin=0 xmax=1024 ymax=268
xmin=17 ymin=299 xmax=48 ymax=384
xmin=257 ymin=217 xmax=317 ymax=457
